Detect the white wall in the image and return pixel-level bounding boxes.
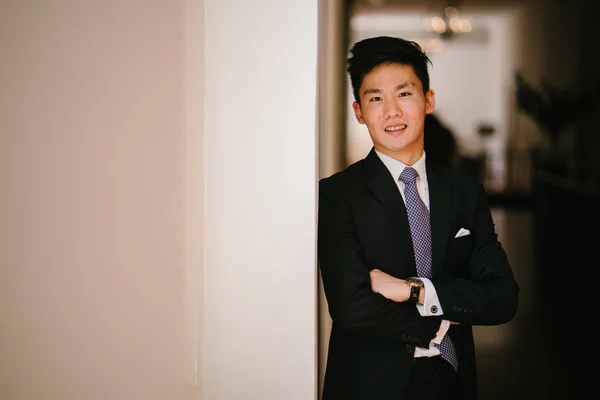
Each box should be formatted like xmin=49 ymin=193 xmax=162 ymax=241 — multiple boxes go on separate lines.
xmin=202 ymin=1 xmax=318 ymax=399
xmin=0 ymin=0 xmax=318 ymax=399
xmin=428 ymin=37 xmax=493 ymax=156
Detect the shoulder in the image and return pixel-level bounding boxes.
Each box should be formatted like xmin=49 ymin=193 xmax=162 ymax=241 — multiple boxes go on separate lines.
xmin=319 ymin=159 xmax=366 ymax=195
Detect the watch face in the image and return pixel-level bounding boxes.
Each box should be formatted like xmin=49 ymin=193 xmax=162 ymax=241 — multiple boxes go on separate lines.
xmin=407 ymin=277 xmax=423 ymax=286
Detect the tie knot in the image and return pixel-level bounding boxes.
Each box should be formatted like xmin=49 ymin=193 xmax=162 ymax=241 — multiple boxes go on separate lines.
xmin=399 ymin=167 xmax=419 ymax=185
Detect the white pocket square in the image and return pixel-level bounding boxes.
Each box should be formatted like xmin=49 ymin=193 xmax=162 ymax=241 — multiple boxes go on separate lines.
xmin=454 ymin=228 xmax=470 ymax=238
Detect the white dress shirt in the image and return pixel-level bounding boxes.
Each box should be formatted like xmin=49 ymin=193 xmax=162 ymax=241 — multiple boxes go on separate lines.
xmin=375 ymin=149 xmax=450 ymax=357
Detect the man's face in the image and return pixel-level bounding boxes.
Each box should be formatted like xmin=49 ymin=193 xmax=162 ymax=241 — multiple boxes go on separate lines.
xmin=352 ymin=62 xmax=435 ymax=165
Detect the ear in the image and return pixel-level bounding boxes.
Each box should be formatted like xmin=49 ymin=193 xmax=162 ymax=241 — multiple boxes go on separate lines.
xmin=352 ymin=101 xmax=366 ymax=124
xmin=425 ymin=89 xmax=436 ymax=114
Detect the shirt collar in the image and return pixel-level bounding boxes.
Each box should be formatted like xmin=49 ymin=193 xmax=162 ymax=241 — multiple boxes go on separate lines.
xmin=375 ymin=149 xmax=428 ymax=186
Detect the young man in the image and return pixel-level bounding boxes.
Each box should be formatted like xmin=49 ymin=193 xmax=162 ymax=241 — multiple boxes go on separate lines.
xmin=318 ymin=36 xmax=519 ymax=400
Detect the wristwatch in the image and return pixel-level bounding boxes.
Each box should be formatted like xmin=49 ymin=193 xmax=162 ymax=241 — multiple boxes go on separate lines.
xmin=405 ymin=277 xmax=424 ymax=303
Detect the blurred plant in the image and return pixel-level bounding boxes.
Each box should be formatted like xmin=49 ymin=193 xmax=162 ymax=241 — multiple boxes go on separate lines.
xmin=515 ymin=72 xmax=596 ymax=148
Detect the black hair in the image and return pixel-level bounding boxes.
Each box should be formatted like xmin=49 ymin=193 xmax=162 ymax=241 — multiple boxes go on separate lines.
xmin=346 ymin=36 xmax=432 ymax=103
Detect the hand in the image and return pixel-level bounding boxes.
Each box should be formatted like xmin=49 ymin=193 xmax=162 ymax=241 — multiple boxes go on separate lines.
xmin=369 ymin=269 xmax=409 ymax=302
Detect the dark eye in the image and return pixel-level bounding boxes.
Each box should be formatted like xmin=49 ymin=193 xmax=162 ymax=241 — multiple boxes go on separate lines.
xmin=369 ymin=96 xmax=382 ymax=102
xmin=399 ymin=92 xmax=410 ymax=97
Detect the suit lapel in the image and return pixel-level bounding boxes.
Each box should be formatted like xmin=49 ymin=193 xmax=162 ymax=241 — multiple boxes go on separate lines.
xmin=427 ymin=162 xmax=451 ymax=277
xmin=362 ymin=149 xmax=411 ymax=243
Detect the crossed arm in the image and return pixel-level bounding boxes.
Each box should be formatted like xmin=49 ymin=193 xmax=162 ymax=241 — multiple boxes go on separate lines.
xmin=318 ymin=177 xmax=519 ymax=339
xmin=318 ymin=184 xmax=444 ymax=344
xmin=369 ymin=269 xmax=460 ymax=325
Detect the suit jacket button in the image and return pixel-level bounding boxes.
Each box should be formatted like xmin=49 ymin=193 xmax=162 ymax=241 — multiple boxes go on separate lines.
xmin=405 ymin=344 xmax=414 ymax=353
xmin=430 ymin=305 xmax=438 ymax=314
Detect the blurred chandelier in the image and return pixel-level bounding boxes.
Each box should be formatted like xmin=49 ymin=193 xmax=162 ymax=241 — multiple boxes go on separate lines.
xmin=423 ymin=1 xmax=472 ymax=40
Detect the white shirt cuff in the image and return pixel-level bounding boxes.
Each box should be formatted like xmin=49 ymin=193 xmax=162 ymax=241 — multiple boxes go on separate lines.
xmin=415 ymin=277 xmax=444 ymax=317
xmin=431 ymin=319 xmax=450 ymax=345
xmin=414 ymin=319 xmax=450 ymax=357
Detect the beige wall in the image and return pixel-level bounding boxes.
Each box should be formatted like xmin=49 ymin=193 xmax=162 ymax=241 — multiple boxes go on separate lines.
xmin=317 ymin=0 xmax=348 ymax=398
xmin=0 ymin=0 xmax=318 ymax=399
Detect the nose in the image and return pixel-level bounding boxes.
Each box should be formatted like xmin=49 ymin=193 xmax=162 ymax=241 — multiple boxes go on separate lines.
xmin=384 ymin=100 xmax=402 ymax=119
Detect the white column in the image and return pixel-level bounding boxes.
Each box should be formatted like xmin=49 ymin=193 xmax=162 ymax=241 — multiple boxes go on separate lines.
xmin=202 ymin=1 xmax=319 ymax=399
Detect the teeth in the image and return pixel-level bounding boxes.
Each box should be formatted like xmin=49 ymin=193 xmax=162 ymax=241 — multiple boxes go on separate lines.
xmin=385 ymin=124 xmax=406 ymax=131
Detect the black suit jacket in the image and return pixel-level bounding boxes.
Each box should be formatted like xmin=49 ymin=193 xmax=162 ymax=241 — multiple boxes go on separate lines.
xmin=318 ymin=148 xmax=519 ymax=400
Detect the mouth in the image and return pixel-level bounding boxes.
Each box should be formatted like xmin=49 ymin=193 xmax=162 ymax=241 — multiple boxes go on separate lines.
xmin=385 ymin=124 xmax=407 ymax=134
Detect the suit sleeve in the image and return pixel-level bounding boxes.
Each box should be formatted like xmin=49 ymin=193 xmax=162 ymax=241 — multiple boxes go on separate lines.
xmin=318 ymin=179 xmax=441 ymax=345
xmin=433 ymin=182 xmax=520 ymax=326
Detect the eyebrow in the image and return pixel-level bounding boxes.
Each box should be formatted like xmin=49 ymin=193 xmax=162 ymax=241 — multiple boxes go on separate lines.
xmin=362 ymin=82 xmax=416 ymax=96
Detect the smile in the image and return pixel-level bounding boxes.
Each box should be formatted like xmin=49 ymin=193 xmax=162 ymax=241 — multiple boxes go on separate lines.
xmin=385 ymin=124 xmax=407 ymax=132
